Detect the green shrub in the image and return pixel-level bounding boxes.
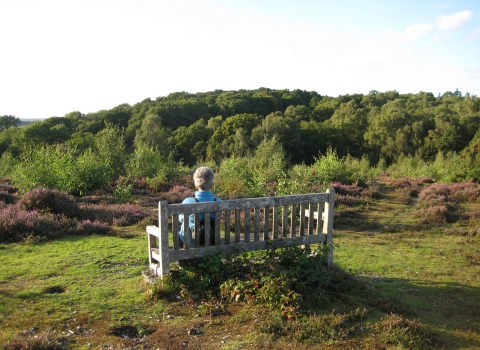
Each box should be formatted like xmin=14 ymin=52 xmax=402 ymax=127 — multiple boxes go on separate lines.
xmin=152 ymin=242 xmax=356 ymax=319
xmin=216 ymin=157 xmax=255 ymax=198
xmin=312 ymin=147 xmax=352 ymax=185
xmin=0 ymin=151 xmax=16 ymax=177
xmin=11 ymin=145 xmax=113 ymax=196
xmin=127 ymin=146 xmax=164 ymax=178
xmin=113 ymin=176 xmax=133 ymax=203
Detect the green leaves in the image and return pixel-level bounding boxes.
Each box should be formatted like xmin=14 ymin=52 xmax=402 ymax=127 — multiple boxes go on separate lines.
xmin=11 ymin=145 xmax=113 ymax=196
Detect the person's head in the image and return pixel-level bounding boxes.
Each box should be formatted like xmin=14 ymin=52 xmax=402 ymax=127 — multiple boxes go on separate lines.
xmin=193 ymin=166 xmax=215 ymax=191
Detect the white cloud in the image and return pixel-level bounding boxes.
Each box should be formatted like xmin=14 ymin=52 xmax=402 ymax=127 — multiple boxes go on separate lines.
xmin=383 ymin=10 xmax=474 ymax=44
xmin=436 ymin=10 xmax=473 ymax=31
xmin=383 ymin=23 xmax=434 ymax=43
xmin=405 ymin=23 xmax=436 ymax=40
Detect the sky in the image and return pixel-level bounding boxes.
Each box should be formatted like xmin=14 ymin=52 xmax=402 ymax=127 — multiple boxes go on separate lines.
xmin=1 ymin=0 xmax=480 ymax=120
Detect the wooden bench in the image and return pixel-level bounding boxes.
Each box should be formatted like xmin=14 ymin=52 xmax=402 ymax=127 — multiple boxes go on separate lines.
xmin=147 ymin=189 xmax=335 ymax=277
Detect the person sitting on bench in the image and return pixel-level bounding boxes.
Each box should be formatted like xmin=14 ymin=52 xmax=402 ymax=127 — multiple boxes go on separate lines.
xmin=179 ymin=166 xmax=222 ymax=247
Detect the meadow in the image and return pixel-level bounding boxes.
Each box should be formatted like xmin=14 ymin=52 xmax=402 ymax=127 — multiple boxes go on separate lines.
xmin=1 ymin=175 xmax=479 ymax=349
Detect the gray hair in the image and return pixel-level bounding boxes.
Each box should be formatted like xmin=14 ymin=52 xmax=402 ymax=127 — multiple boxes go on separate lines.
xmin=193 ymin=166 xmax=215 ymax=191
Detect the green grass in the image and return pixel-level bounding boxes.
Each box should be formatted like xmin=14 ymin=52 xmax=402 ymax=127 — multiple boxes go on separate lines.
xmin=1 ymin=180 xmax=480 ymax=349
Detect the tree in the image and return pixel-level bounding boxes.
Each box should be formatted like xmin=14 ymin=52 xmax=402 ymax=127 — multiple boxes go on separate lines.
xmin=21 ymin=117 xmax=74 ymax=146
xmin=0 ymin=115 xmax=21 ymax=131
xmin=169 ymin=119 xmax=211 ymax=165
xmin=134 ymin=113 xmax=171 ymax=157
xmin=94 ymin=124 xmax=127 ymax=175
xmin=328 ymin=101 xmax=368 ymax=158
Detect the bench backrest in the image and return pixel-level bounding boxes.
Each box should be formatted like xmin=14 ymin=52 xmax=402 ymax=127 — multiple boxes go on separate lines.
xmin=147 ymin=189 xmax=335 ymax=277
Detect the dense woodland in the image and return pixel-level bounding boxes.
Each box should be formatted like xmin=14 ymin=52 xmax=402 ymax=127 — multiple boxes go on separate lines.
xmin=1 ymin=88 xmax=480 ymax=196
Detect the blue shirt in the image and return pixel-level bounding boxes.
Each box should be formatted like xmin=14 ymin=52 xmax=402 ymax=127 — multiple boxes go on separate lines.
xmin=179 ymin=191 xmax=222 ymax=247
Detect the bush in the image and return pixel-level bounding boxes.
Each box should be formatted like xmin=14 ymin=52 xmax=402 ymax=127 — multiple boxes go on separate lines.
xmin=161 ymin=185 xmax=195 ymax=204
xmin=448 ymin=181 xmax=480 ymax=203
xmin=373 ymin=313 xmax=438 ymax=349
xmin=0 ymin=151 xmax=17 ymax=177
xmin=0 ymin=206 xmax=64 ymax=243
xmin=0 ymin=191 xmax=16 ymax=204
xmin=331 ymin=182 xmax=364 ymax=197
xmin=79 ymin=203 xmax=150 ymax=226
xmin=127 ymin=147 xmax=162 ymax=178
xmin=416 ymin=205 xmax=451 ymax=225
xmin=16 ymin=187 xmax=79 ymax=218
xmin=216 ymin=157 xmax=255 ymax=198
xmin=70 ymin=220 xmax=113 ymax=235
xmin=153 ymin=243 xmax=356 ymax=319
xmin=11 ymin=145 xmax=113 ymax=196
xmin=312 ymin=147 xmax=353 ymax=186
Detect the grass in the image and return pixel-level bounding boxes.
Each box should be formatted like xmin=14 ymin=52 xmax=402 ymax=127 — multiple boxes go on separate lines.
xmin=1 ymin=179 xmax=480 ymax=349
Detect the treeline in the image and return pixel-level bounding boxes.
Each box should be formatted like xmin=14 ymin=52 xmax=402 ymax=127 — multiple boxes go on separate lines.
xmin=1 ymin=88 xmax=479 ymax=195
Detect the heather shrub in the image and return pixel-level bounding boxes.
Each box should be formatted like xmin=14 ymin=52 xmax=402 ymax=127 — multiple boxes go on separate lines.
xmin=70 ymin=219 xmax=113 ymax=235
xmin=16 ymin=187 xmax=79 ymax=218
xmin=335 ymin=194 xmax=365 ymax=207
xmin=417 ymin=184 xmax=450 ymax=207
xmin=331 ymin=182 xmax=364 ymax=197
xmin=416 ymin=205 xmax=451 ymax=225
xmin=417 ymin=181 xmax=480 ymax=206
xmin=0 ymin=190 xmax=17 ymax=204
xmin=79 ymin=203 xmax=150 ymax=226
xmin=448 ymin=181 xmax=480 ymax=203
xmin=394 ymin=187 xmax=415 ymax=205
xmin=372 ymin=313 xmax=438 ymax=349
xmin=162 ymin=185 xmax=195 ymax=203
xmin=138 ymin=185 xmax=195 ymax=206
xmin=0 ymin=206 xmax=64 ymax=243
xmin=0 ymin=183 xmax=17 ymax=193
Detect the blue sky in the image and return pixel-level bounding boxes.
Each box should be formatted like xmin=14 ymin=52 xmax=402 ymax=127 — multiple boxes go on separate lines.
xmin=1 ymin=0 xmax=479 ymax=119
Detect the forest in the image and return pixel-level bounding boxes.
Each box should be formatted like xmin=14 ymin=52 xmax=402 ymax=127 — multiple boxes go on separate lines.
xmin=1 ymin=87 xmax=480 ymax=196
